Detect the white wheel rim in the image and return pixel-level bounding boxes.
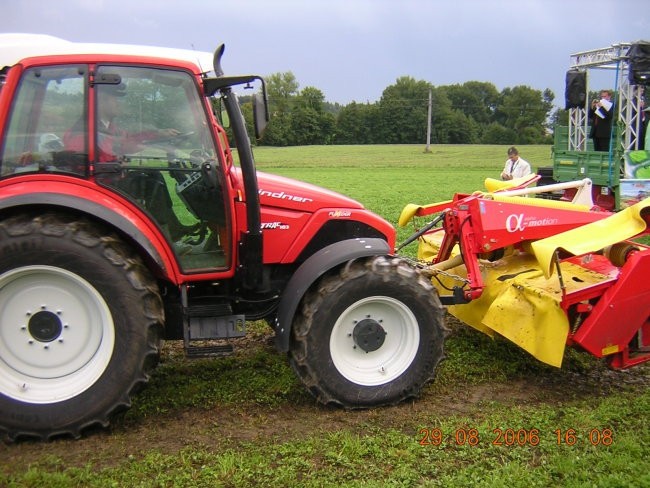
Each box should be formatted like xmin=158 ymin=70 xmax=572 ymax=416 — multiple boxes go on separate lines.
xmin=329 ymin=296 xmax=420 ymax=386
xmin=0 ymin=266 xmax=115 ymax=403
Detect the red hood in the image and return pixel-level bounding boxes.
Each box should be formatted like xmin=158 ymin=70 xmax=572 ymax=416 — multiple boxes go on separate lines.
xmin=253 ymin=170 xmax=365 ymax=212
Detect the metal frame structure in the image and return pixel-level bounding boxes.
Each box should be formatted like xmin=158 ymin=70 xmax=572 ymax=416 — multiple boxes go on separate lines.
xmin=567 ymin=42 xmax=645 ymax=152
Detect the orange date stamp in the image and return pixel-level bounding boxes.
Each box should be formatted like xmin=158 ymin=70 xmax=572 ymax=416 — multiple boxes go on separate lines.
xmin=418 ymin=427 xmax=614 ymax=447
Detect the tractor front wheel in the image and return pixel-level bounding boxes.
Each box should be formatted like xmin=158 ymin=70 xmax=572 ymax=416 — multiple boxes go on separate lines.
xmin=289 ymin=256 xmax=447 ymax=408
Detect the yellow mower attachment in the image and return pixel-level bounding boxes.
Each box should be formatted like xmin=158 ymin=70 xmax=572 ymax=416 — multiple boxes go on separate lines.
xmin=402 ymin=181 xmax=650 ymax=368
xmin=418 ymin=232 xmax=612 ymax=367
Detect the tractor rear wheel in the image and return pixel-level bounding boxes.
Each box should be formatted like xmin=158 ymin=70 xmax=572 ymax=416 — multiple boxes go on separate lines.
xmin=289 ymin=256 xmax=447 ymax=408
xmin=0 ymin=213 xmax=164 ymax=441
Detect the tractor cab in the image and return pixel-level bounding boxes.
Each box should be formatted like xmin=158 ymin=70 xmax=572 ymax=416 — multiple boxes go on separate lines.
xmin=0 ymin=62 xmax=230 ymax=271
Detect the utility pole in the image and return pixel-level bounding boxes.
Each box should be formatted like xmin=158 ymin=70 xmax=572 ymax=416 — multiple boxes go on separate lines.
xmin=425 ymin=89 xmax=432 ymax=153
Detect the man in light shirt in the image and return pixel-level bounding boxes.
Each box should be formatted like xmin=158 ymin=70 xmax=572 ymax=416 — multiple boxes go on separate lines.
xmin=500 ymin=146 xmax=531 ymax=181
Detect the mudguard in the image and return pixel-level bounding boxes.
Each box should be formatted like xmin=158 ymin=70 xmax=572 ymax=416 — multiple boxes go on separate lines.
xmin=0 ymin=192 xmax=167 ymax=272
xmin=273 ymin=237 xmax=391 ymax=352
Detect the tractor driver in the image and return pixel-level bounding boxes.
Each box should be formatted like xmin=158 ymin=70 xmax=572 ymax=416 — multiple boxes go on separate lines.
xmin=64 ymin=82 xmax=180 ymax=162
xmin=63 ymin=83 xmax=197 ymax=242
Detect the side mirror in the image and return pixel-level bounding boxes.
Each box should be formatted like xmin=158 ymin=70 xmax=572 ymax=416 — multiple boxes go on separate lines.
xmin=253 ymin=93 xmax=269 ymax=139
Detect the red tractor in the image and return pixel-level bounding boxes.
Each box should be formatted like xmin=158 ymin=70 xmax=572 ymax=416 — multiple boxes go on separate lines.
xmin=0 ymin=35 xmax=446 ymax=440
xmin=4 ymin=34 xmax=649 ymax=444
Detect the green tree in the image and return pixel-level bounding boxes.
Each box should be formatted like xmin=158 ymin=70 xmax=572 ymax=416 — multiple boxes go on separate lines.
xmin=259 ymin=72 xmax=300 ymax=145
xmin=376 ymin=76 xmax=433 ymax=144
xmin=428 ymin=88 xmax=455 ymax=144
xmin=552 ymin=108 xmax=569 ymax=128
xmin=289 ymin=107 xmax=335 ymax=145
xmin=494 ymin=85 xmax=553 ymax=143
xmin=253 ymin=70 xmax=556 ymax=146
xmin=442 ymin=82 xmax=498 ymax=126
xmin=266 ymin=72 xmax=299 ymax=113
xmin=463 ymin=81 xmax=500 ymax=123
xmin=335 ymin=102 xmax=377 ymax=144
xmin=482 ymin=122 xmax=517 ymax=144
xmin=288 ymin=86 xmax=336 ymax=145
xmin=259 ymin=112 xmax=292 ymax=146
xmin=298 ymin=86 xmax=325 ymax=112
xmin=444 ymin=110 xmax=481 ymax=144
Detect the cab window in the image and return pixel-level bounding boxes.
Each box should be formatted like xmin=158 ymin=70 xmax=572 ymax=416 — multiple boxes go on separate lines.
xmin=0 ymin=65 xmax=86 ymax=176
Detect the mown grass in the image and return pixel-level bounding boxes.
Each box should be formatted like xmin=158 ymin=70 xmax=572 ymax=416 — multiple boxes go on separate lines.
xmin=12 ymin=391 xmax=650 ymax=488
xmin=3 ymin=144 xmax=649 ymax=487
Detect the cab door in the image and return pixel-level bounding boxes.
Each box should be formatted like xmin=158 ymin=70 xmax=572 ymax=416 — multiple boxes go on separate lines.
xmin=89 ymin=65 xmax=232 ymax=272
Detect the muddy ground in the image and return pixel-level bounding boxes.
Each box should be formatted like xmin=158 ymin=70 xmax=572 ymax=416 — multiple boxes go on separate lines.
xmin=2 ymin=317 xmax=649 ymax=476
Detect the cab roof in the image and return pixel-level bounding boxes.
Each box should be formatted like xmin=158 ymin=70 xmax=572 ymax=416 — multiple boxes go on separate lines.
xmin=0 ymin=33 xmax=214 ymax=73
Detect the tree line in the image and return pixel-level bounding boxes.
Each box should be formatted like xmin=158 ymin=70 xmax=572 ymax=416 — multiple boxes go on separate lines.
xmin=240 ymin=72 xmax=559 ymax=146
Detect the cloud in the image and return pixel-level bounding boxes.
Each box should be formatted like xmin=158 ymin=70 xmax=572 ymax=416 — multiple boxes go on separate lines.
xmin=3 ymin=0 xmax=649 ymax=104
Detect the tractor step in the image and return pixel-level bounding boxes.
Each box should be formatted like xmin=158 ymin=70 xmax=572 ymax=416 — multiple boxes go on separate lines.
xmin=186 ymin=344 xmax=234 ymax=358
xmin=181 ymin=286 xmax=246 ymax=357
xmin=187 ymin=303 xmax=233 ymax=317
xmin=187 ymin=314 xmax=246 ymax=340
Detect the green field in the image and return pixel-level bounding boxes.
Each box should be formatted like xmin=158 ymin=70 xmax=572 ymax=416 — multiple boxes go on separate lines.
xmin=252 ymin=144 xmax=553 ymax=210
xmin=2 ymin=144 xmax=649 ymax=488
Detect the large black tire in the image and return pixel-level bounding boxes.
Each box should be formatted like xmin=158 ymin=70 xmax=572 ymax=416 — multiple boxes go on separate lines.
xmin=289 ymin=256 xmax=447 ymax=408
xmin=0 ymin=213 xmax=164 ymax=441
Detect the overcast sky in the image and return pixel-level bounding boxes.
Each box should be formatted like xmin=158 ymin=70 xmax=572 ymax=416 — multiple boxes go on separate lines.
xmin=3 ymin=0 xmax=649 ymax=107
